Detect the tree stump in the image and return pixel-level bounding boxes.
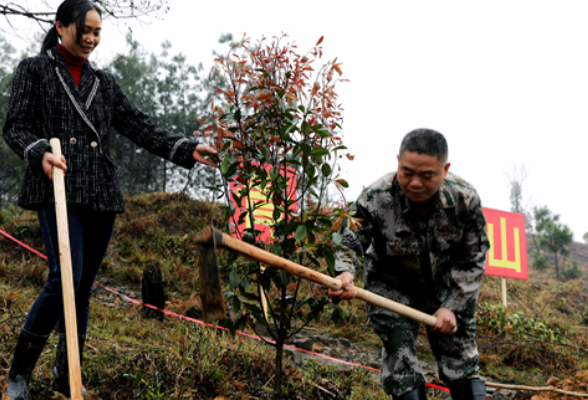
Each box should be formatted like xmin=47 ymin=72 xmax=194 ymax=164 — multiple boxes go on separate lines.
xmin=141 ymin=261 xmax=166 ymax=321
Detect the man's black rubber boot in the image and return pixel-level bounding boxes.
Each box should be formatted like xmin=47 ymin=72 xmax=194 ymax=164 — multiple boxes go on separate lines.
xmin=53 ymin=333 xmax=86 ymax=397
xmin=392 ymin=384 xmax=428 ymax=400
xmin=449 ymin=379 xmax=486 ymax=400
xmin=3 ymin=328 xmax=50 ymax=400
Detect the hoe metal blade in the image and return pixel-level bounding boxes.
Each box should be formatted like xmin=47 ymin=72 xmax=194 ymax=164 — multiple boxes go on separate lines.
xmin=196 ymin=227 xmax=227 ymax=323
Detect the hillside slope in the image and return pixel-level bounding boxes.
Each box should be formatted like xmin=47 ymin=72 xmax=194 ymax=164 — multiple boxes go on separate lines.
xmin=1 ymin=193 xmax=587 ymax=399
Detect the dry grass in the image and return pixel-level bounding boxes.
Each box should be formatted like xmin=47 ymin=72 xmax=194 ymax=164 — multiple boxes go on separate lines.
xmin=0 ymin=193 xmax=382 ymax=399
xmin=2 ymin=193 xmax=588 ymax=397
xmin=0 ymin=284 xmax=381 ymax=399
xmin=475 ymin=275 xmax=588 ymax=384
xmin=479 ymin=275 xmax=588 ymax=331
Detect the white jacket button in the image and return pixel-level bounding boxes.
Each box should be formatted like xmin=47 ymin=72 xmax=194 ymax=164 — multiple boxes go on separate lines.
xmin=90 ymin=141 xmax=98 ymax=148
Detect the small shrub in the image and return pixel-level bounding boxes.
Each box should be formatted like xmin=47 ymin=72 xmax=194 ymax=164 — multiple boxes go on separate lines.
xmin=531 ymin=250 xmax=550 ymax=271
xmin=476 ymin=301 xmax=563 ymax=342
xmin=205 ymin=33 xmax=352 ymax=398
xmin=560 ymin=260 xmax=583 ymax=280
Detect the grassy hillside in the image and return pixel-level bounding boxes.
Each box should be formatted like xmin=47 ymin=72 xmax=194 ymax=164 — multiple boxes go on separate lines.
xmin=0 ymin=193 xmax=381 ymax=399
xmin=1 ymin=193 xmax=587 ymax=399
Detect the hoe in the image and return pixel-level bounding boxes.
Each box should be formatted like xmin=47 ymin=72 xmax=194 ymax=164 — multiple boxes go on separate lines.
xmin=194 ymin=226 xmax=456 ymax=332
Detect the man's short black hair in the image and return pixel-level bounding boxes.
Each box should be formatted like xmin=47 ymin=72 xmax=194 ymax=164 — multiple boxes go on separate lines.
xmin=399 ymin=128 xmax=448 ymax=164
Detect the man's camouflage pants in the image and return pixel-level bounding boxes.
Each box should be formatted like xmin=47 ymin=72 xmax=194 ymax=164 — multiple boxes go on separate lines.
xmin=367 ymin=286 xmax=480 ymax=397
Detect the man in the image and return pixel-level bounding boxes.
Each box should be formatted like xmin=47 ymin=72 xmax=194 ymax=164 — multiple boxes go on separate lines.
xmin=330 ymin=128 xmax=489 ymax=400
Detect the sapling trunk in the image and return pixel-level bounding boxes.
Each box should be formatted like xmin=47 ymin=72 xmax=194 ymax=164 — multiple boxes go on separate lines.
xmin=273 ymin=341 xmax=284 ymax=400
xmin=273 ymin=286 xmax=288 ymax=399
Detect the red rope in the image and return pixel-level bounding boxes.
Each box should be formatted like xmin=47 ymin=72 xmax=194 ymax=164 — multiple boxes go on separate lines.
xmin=0 ymin=228 xmax=47 ymax=260
xmin=426 ymin=382 xmax=451 ymax=393
xmin=95 ymin=282 xmax=383 ymax=371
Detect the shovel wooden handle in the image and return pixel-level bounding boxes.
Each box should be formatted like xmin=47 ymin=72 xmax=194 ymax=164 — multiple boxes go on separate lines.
xmin=51 ymin=138 xmax=84 ymax=400
xmin=199 ymin=226 xmax=450 ymax=332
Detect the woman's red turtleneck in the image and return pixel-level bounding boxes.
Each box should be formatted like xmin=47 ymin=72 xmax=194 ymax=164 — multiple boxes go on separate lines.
xmin=58 ymin=44 xmax=86 ymax=86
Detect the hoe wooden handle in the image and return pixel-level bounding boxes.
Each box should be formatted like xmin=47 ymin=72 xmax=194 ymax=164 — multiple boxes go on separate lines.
xmin=51 ymin=138 xmax=84 ymax=400
xmin=202 ymin=227 xmax=450 ymax=332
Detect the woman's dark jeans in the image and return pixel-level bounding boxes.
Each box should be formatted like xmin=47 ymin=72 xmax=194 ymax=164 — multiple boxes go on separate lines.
xmin=23 ymin=205 xmax=116 ymax=336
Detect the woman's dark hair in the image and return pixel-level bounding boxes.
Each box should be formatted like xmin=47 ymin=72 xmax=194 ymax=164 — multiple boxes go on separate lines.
xmin=41 ymin=0 xmax=102 ymax=54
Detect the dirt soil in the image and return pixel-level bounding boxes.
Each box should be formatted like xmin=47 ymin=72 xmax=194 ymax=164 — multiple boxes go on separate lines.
xmin=528 ymin=371 xmax=588 ymax=400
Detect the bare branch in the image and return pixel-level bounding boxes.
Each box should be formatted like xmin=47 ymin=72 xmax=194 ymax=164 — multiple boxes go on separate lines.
xmin=0 ymin=0 xmax=170 ymax=27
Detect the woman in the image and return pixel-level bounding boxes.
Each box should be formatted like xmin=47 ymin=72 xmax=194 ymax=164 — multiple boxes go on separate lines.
xmin=2 ymin=1 xmax=217 ymax=398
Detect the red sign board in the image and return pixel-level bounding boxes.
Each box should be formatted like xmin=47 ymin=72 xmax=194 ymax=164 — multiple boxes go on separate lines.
xmin=483 ymin=207 xmax=528 ymax=280
xmin=228 ymin=166 xmax=297 ymax=244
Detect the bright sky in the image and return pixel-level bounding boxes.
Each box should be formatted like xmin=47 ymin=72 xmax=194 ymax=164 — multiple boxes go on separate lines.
xmin=7 ymin=1 xmax=588 ymax=241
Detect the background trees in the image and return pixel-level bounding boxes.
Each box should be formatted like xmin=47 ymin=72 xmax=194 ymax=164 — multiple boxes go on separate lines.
xmin=505 ymin=167 xmax=581 ymax=281
xmin=0 ymin=34 xmax=25 ymax=207
xmin=530 ymin=206 xmax=575 ymax=281
xmin=506 ymin=164 xmax=533 ymax=233
xmin=537 ymin=216 xmax=574 ymax=281
xmin=106 ymin=34 xmax=220 ymax=197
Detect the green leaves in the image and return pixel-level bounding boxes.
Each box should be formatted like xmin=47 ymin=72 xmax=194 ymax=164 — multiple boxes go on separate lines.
xmin=309 ymin=147 xmax=328 ymax=157
xmin=220 ymin=157 xmax=230 ymax=175
xmin=332 ymin=232 xmax=343 ymax=246
xmin=220 ymin=153 xmax=239 ymax=178
xmin=325 ymin=251 xmax=335 ymax=275
xmin=336 ymin=179 xmax=349 ymax=188
xmin=280 ymin=271 xmax=290 ymax=286
xmin=311 ymin=124 xmax=331 ymax=138
xmin=229 ymin=268 xmax=239 ymax=289
xmin=295 ymin=225 xmax=307 ymax=242
xmin=305 ymin=164 xmax=316 ymax=179
xmin=330 ymin=306 xmax=349 ymax=327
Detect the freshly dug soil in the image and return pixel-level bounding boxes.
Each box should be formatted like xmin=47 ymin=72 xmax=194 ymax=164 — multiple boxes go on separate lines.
xmin=530 ymin=370 xmax=588 ymax=400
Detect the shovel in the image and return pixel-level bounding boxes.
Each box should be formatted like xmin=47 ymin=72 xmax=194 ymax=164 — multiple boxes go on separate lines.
xmin=50 ymin=138 xmax=84 ymax=400
xmin=194 ymin=226 xmax=455 ymax=332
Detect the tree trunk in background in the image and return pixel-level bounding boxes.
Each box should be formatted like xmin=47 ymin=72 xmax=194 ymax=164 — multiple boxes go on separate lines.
xmin=531 ymin=234 xmax=539 ymax=255
xmin=273 ymin=286 xmax=288 ymax=400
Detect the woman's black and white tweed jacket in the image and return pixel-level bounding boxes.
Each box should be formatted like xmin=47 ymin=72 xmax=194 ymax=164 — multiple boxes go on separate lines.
xmin=3 ymin=46 xmax=199 ymax=213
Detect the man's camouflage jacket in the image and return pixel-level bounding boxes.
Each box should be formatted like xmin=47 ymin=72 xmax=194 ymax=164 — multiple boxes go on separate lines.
xmin=335 ymin=171 xmax=490 ymax=315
